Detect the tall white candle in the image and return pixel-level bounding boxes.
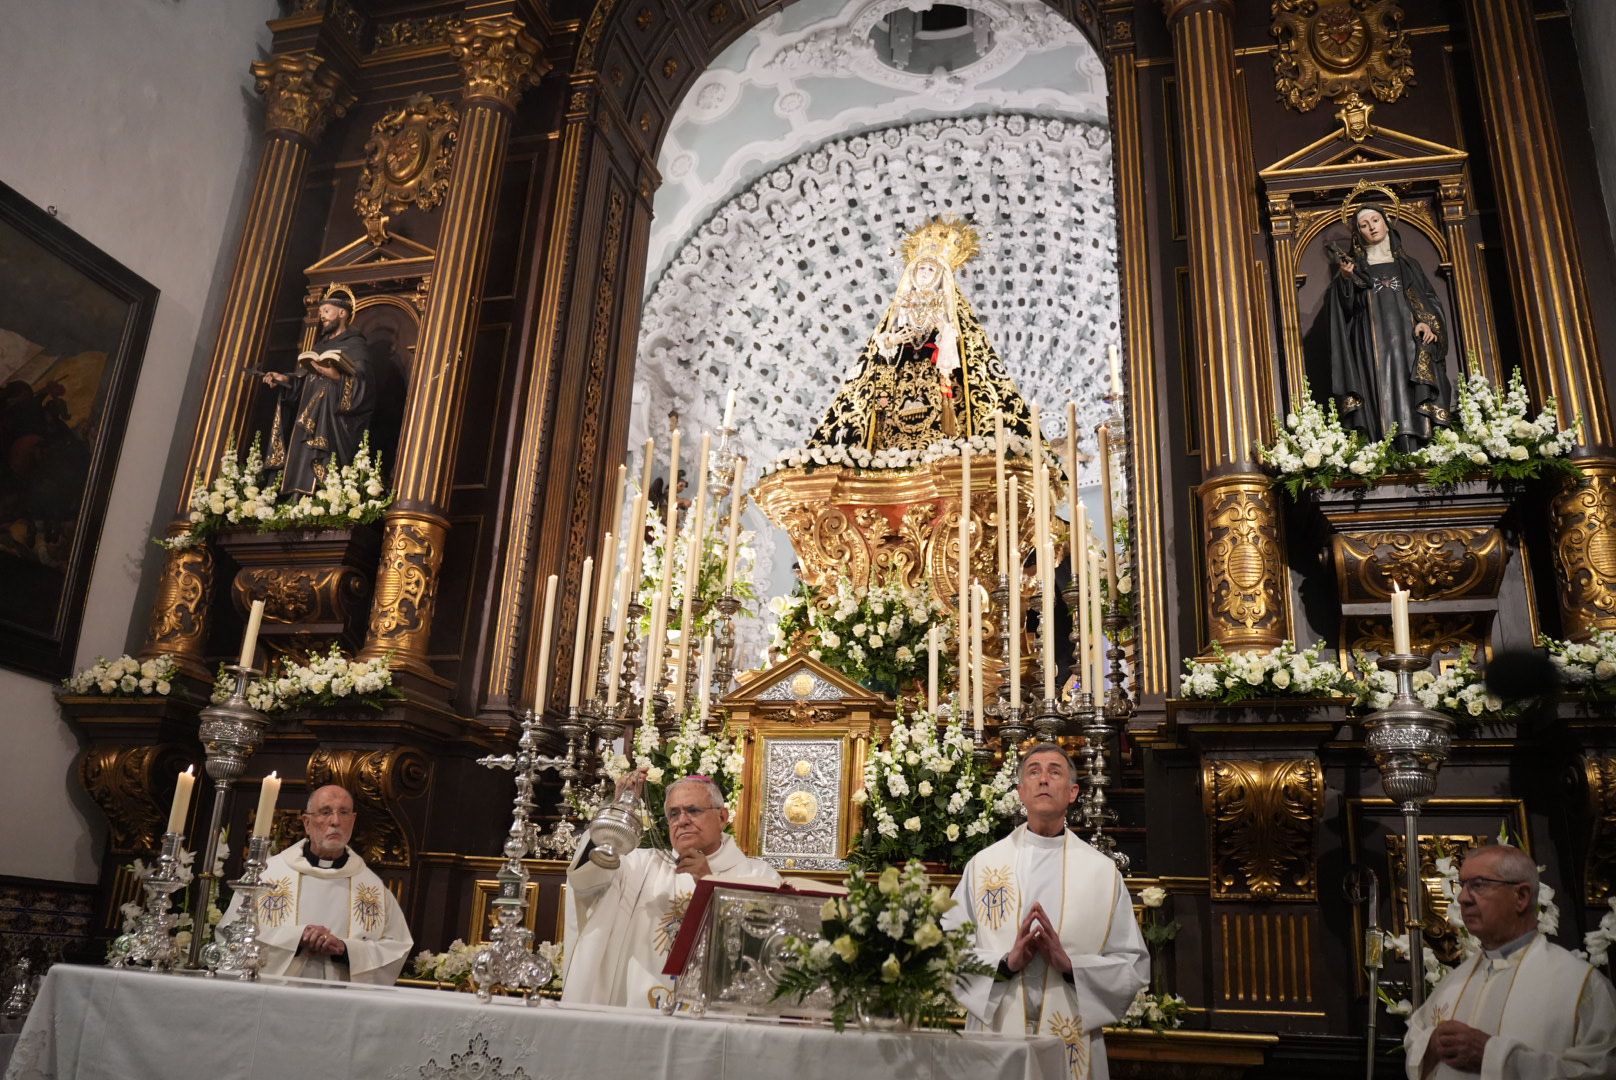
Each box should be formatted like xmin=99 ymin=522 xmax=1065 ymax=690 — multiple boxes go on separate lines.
xmin=958 ymin=446 xmax=971 ymax=710
xmin=166 ymin=765 xmax=195 ymax=836
xmin=238 ymin=598 xmax=265 ymax=669
xmin=568 ymin=557 xmax=594 ymax=709
xmin=994 ymin=414 xmax=1007 ymax=577
xmin=1391 ymin=582 xmax=1412 ymax=654
xmin=1076 ymin=507 xmax=1090 ymax=687
xmin=252 ymin=771 xmax=280 ymax=839
xmin=723 ymin=457 xmax=746 ymax=589
xmin=533 ymin=574 xmax=559 ymax=709
xmin=1066 ymin=402 xmax=1082 ymax=575
xmin=584 ymin=532 xmax=615 ymax=701
xmin=723 ymin=388 xmax=737 ymax=430
xmin=698 ymin=634 xmax=714 ymax=722
xmin=664 ymin=428 xmax=682 ymax=542
xmin=1089 ymin=548 xmax=1105 ymax=697
xmin=639 ymin=437 xmax=655 ymax=502
xmin=1008 ymin=475 xmax=1021 ymax=707
xmin=972 ymin=582 xmax=988 ymax=735
xmin=927 ymin=625 xmax=940 ymax=714
xmin=1098 ymin=425 xmax=1117 ymax=596
xmin=1109 ymin=344 xmax=1122 ymax=397
xmin=674 ymin=434 xmax=712 ymax=705
xmin=1042 ymin=539 xmax=1057 ymax=700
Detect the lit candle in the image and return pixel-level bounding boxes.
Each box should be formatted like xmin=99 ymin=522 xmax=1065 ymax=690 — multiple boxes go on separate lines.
xmin=927 ymin=626 xmax=940 ymax=714
xmin=166 ymin=765 xmax=195 ymax=836
xmin=238 ymin=598 xmax=265 ymax=669
xmin=958 ymin=446 xmax=971 ymax=711
xmin=994 ymin=414 xmax=1007 ymax=577
xmin=251 ymin=771 xmax=280 ymax=839
xmin=1089 ymin=548 xmax=1105 ymax=697
xmin=568 ymin=557 xmax=594 ymax=709
xmin=1391 ymin=581 xmax=1411 ymax=655
xmin=1008 ymin=475 xmax=1021 ymax=707
xmin=698 ymin=634 xmax=714 ymax=722
xmin=723 ymin=456 xmax=746 ymax=589
xmin=1098 ymin=425 xmax=1117 ymax=597
xmin=533 ymin=574 xmax=559 ymax=709
xmin=585 ymin=531 xmax=615 ymax=701
xmin=723 ymin=388 xmax=737 ymax=430
xmin=1109 ymin=344 xmax=1122 ymax=397
xmin=1042 ymin=540 xmax=1057 ymax=700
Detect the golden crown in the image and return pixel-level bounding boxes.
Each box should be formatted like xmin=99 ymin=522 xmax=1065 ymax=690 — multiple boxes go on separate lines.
xmin=900 ymin=216 xmax=981 ymax=271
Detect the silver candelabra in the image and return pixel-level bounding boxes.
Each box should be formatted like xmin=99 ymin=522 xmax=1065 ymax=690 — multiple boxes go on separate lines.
xmin=202 ymin=834 xmax=272 ymax=979
xmin=108 ymin=831 xmax=187 ymax=971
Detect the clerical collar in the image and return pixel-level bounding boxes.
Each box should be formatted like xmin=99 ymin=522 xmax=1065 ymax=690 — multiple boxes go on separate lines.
xmin=302 ymin=841 xmax=349 ymax=870
xmin=1481 ymin=928 xmax=1537 ymax=961
xmin=1024 ymin=826 xmax=1068 ymax=848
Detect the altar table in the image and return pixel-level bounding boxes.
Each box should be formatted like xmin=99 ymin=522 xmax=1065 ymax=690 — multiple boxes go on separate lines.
xmin=4 ymin=965 xmax=1071 ymax=1080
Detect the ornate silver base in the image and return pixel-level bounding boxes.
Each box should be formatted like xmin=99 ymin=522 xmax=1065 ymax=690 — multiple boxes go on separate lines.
xmin=203 ymin=835 xmax=271 ymax=979
xmin=108 ymin=832 xmax=186 ymax=971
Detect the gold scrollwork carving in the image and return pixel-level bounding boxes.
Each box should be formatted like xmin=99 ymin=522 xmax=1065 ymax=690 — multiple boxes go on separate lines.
xmin=372 ymin=15 xmax=456 ymax=52
xmin=1343 ymin=613 xmax=1486 ymax=667
xmin=78 ymin=745 xmax=190 ymax=855
xmin=1333 ymin=527 xmax=1505 ymax=603
xmin=1583 ymin=754 xmax=1616 ymax=905
xmin=1552 ymin=462 xmax=1616 ymax=639
xmin=1201 ymin=477 xmax=1286 ymax=647
xmin=355 ymin=93 xmax=459 ymax=245
xmin=306 ymin=747 xmax=432 ymax=869
xmin=235 ymin=567 xmax=369 ymax=627
xmin=364 ymin=513 xmax=447 ymax=671
xmin=144 ymin=537 xmax=214 ymax=665
xmin=1202 ymin=757 xmax=1324 ymax=900
xmin=449 ymin=16 xmax=547 ymax=110
xmin=1270 ymin=0 xmax=1414 ymax=114
xmin=250 ymin=52 xmax=353 ymax=142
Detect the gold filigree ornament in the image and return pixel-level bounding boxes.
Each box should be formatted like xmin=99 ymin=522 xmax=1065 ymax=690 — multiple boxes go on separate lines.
xmin=976 ymin=865 xmax=1017 ymax=930
xmin=653 ymin=891 xmax=692 ymax=955
xmin=355 ymin=93 xmax=459 ymax=246
xmin=1338 ymin=178 xmax=1403 ymax=230
xmin=1271 ymin=0 xmax=1414 ymax=115
xmin=900 ymin=216 xmax=982 ymax=271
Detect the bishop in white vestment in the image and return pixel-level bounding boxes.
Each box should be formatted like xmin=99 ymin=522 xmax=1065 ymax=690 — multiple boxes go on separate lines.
xmin=219 ymin=784 xmax=413 ymax=984
xmin=1404 ymin=844 xmax=1616 ymax=1078
xmin=563 ymin=774 xmax=782 ymax=1009
xmin=945 ymin=746 xmax=1148 ymax=1080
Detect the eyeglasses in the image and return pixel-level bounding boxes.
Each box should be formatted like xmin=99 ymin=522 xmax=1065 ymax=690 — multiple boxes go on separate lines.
xmin=1457 ymin=876 xmax=1525 ymax=894
xmin=664 ymin=805 xmax=717 ymax=823
xmin=304 ymin=808 xmax=355 ymax=821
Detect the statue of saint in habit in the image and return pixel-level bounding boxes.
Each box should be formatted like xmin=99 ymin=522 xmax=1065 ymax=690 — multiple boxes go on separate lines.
xmin=807 ymin=217 xmax=1035 ymax=453
xmin=1327 ymin=199 xmax=1453 ymax=452
xmin=261 ymin=285 xmax=375 ymax=498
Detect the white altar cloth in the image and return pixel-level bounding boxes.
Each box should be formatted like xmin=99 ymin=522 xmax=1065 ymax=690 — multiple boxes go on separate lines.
xmin=5 ymin=965 xmax=1069 ymax=1080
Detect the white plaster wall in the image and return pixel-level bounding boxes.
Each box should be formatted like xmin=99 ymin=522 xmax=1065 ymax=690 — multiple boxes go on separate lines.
xmin=0 ymin=0 xmax=272 ymax=883
xmin=1571 ymin=0 xmax=1616 ymax=253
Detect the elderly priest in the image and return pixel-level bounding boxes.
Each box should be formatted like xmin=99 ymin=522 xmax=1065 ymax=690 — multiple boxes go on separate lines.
xmin=219 ymin=783 xmax=413 ymax=984
xmin=564 ymin=772 xmax=782 ymax=1009
xmin=945 ymin=745 xmax=1148 ymax=1080
xmin=1404 ymin=843 xmax=1616 ymax=1078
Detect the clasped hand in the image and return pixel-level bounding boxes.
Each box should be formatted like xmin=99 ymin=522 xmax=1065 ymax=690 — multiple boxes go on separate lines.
xmin=300 ymin=923 xmax=345 ymax=957
xmin=1429 ymin=1018 xmax=1489 ymax=1072
xmin=1005 ymin=902 xmax=1071 ymax=976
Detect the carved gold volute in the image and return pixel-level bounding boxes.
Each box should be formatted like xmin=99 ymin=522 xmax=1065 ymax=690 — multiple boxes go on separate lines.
xmin=1270 ymin=0 xmax=1414 ymax=115
xmin=449 ymin=16 xmax=548 ymax=110
xmin=355 ymin=93 xmax=459 ymax=245
xmin=250 ymin=52 xmax=354 ymax=141
xmin=144 ymin=532 xmax=215 ymax=673
xmin=1202 ymin=756 xmax=1324 ymax=901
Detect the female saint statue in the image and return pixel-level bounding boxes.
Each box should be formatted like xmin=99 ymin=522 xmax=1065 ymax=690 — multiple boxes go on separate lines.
xmin=1327 ymin=201 xmax=1452 ymax=452
xmin=807 ymin=217 xmax=1034 ymax=453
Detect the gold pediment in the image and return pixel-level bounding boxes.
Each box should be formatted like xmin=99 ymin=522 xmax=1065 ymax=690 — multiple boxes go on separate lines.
xmin=1260 ymin=117 xmax=1466 ymax=184
xmin=303 ymin=230 xmax=436 ymax=288
xmin=721 ymin=650 xmax=884 ymax=710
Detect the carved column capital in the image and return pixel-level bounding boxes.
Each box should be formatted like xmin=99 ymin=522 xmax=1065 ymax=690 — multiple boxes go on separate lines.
xmin=1551 ymin=459 xmax=1616 ymax=639
xmin=1201 ymin=755 xmax=1324 ymax=901
xmin=1160 ymin=0 xmax=1234 ymax=26
xmin=250 ymin=52 xmax=354 ymax=142
xmin=449 ymin=16 xmax=548 ymax=110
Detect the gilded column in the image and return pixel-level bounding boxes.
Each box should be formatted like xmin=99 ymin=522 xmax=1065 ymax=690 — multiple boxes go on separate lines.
xmin=360 ymin=16 xmax=546 ymax=675
xmin=1162 ymin=0 xmax=1288 ymax=651
xmin=142 ymin=52 xmax=351 ymax=675
xmin=1461 ymin=0 xmax=1616 ymax=638
xmin=1105 ymin=2 xmax=1172 ymax=695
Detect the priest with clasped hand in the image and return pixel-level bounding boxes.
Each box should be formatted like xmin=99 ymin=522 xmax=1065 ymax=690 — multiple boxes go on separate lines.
xmin=563 ymin=772 xmax=782 ymax=1009
xmin=1404 ymin=843 xmax=1616 ymax=1078
xmin=945 ymin=745 xmax=1148 ymax=1080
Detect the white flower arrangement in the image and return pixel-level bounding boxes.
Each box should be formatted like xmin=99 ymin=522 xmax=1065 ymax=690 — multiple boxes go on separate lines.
xmin=1414 ymin=368 xmax=1579 ymax=486
xmin=1583 ymin=896 xmax=1616 ymax=969
xmin=63 ymin=654 xmax=176 ymax=697
xmin=411 ymin=939 xmax=563 ymax=990
xmin=770 ymin=578 xmax=952 ymax=696
xmin=854 ymin=707 xmax=1020 ymax=871
xmin=1115 ymin=987 xmax=1189 ymax=1033
xmin=761 ymin=432 xmax=1064 ymax=478
xmin=1179 ymin=641 xmax=1348 ymax=704
xmin=604 ymin=712 xmax=746 ymax=850
xmin=636 ymin=489 xmax=758 ymax=638
xmin=162 ymin=434 xmax=392 ymax=550
xmin=211 ymin=642 xmax=400 ymax=715
xmin=108 ymin=843 xmax=225 ymax=961
xmin=1543 ymin=631 xmax=1616 ymax=694
xmin=1410 ymin=646 xmax=1513 ymax=722
xmin=1257 ymin=380 xmax=1398 ymax=497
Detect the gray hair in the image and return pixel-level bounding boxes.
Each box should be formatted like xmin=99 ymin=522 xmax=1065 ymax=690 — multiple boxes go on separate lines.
xmin=1464 ymin=843 xmax=1540 ymax=901
xmin=1018 ymin=744 xmax=1079 ymax=780
xmin=305 ymin=784 xmax=354 ymax=812
xmin=663 ymin=775 xmax=726 ymax=810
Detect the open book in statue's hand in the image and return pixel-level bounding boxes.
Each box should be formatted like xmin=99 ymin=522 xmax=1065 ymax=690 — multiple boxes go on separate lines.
xmin=298 ymin=348 xmax=357 ymax=376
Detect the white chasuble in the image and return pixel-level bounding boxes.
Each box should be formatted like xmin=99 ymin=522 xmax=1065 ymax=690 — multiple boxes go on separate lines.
xmin=562 ymin=833 xmax=782 ymax=1009
xmin=1404 ymin=933 xmax=1616 ymax=1079
xmin=946 ymin=825 xmax=1149 ymax=1080
xmin=219 ymin=844 xmax=413 ymax=985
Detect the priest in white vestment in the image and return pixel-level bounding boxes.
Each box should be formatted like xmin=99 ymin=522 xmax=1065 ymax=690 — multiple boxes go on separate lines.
xmin=1404 ymin=843 xmax=1616 ymax=1078
xmin=219 ymin=783 xmax=413 ymax=984
xmin=563 ymin=773 xmax=782 ymax=1009
xmin=945 ymin=745 xmax=1148 ymax=1080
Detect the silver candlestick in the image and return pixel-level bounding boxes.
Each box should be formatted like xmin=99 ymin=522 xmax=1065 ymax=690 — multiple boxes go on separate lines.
xmin=1362 ymin=652 xmax=1452 ymax=1011
xmin=998 ymin=704 xmax=1030 ymax=760
xmin=188 ymin=663 xmax=269 ymax=968
xmin=1031 ymin=695 xmax=1066 ymax=745
xmin=473 ymin=709 xmax=567 ymax=1002
xmin=711 ymin=590 xmax=743 ymax=709
xmin=1080 ymin=697 xmax=1127 ymax=872
xmin=109 ymin=831 xmax=187 ymax=971
xmin=203 ymin=834 xmax=272 ymax=979
xmin=1102 ymin=611 xmax=1133 ymax=719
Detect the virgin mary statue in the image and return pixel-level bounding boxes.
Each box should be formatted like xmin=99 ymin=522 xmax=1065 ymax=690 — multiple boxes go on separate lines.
xmin=807 ymin=217 xmax=1034 ymax=453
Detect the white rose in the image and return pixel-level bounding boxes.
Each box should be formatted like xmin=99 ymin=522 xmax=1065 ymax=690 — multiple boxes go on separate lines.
xmin=903 ymin=816 xmax=922 ymax=832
